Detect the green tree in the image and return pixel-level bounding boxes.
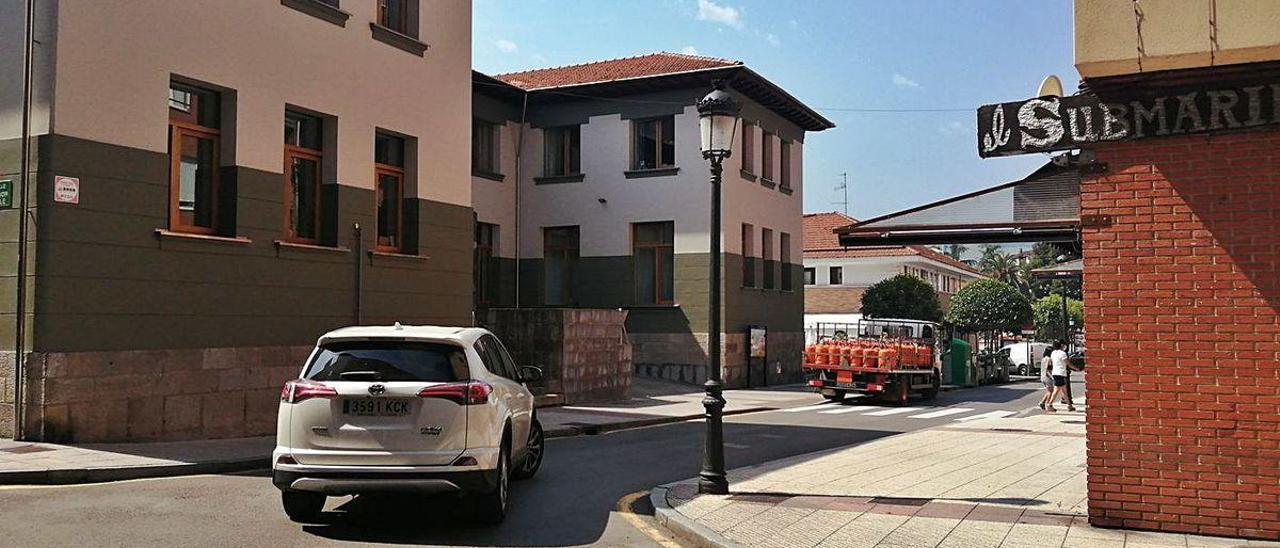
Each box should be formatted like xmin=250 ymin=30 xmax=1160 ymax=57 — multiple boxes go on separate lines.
xmin=945 ymin=278 xmax=1033 ymax=332
xmin=977 ymin=244 xmax=1003 ymax=270
xmin=942 ymin=244 xmax=968 ymax=261
xmin=1032 ymin=294 xmax=1084 ymax=341
xmin=860 ymin=274 xmax=943 ymax=322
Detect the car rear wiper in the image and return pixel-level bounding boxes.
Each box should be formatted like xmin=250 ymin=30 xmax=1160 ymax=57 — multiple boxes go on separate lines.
xmin=338 ymin=370 xmax=383 ymax=381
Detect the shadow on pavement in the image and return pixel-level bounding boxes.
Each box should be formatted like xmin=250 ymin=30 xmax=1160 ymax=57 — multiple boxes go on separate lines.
xmin=297 ymin=422 xmax=898 ymax=547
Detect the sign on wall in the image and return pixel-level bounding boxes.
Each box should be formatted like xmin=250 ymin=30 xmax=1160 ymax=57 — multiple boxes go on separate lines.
xmin=977 ymin=81 xmax=1280 ymax=157
xmin=0 ymin=180 xmax=11 ymax=209
xmin=54 ymin=176 xmax=79 ymax=204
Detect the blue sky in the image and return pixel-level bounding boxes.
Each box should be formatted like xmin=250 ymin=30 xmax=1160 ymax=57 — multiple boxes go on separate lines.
xmin=473 ymin=0 xmax=1077 ymax=221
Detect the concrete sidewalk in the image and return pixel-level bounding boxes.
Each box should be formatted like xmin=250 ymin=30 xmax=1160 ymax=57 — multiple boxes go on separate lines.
xmin=653 ymin=410 xmax=1276 ymax=548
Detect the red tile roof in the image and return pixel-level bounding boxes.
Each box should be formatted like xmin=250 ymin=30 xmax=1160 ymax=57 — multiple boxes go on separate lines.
xmin=802 ymin=212 xmax=984 ymax=275
xmin=495 ymin=52 xmax=742 ymax=90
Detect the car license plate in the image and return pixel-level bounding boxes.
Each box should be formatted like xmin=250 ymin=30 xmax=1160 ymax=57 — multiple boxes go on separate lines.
xmin=343 ymin=399 xmax=411 ymax=416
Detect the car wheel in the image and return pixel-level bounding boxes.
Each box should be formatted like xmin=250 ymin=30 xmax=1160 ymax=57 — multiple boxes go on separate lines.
xmin=512 ymin=420 xmax=544 ymax=481
xmin=1018 ymin=364 xmax=1028 ymax=376
xmin=822 ymin=390 xmax=846 ymax=402
xmin=473 ymin=440 xmax=509 ymax=524
xmin=281 ymin=491 xmax=325 ymax=523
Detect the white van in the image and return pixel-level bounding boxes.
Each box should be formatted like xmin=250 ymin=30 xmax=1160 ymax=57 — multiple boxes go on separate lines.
xmin=1001 ymin=342 xmax=1052 ymax=375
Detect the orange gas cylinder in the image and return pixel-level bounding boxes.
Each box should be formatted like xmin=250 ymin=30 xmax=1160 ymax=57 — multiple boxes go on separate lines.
xmin=879 ymin=345 xmax=898 ymax=369
xmin=804 ymin=343 xmax=817 ymax=365
xmin=814 ymin=342 xmax=828 ymax=365
xmin=863 ymin=342 xmax=879 ymax=368
xmin=849 ymin=341 xmax=864 ymax=368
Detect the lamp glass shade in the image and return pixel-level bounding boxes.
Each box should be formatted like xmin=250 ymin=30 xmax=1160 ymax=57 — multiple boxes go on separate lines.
xmin=700 ymin=112 xmax=739 ymax=157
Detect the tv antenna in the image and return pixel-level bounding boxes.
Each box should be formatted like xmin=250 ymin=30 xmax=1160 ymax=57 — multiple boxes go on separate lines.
xmin=833 ymin=172 xmax=849 ymax=216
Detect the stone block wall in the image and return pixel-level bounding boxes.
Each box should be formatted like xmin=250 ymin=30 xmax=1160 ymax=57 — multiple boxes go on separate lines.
xmin=19 ymin=346 xmax=308 ymax=442
xmin=0 ymin=353 xmax=15 ymax=438
xmin=632 ymin=330 xmax=804 ymax=389
xmin=486 ymin=308 xmax=631 ymax=405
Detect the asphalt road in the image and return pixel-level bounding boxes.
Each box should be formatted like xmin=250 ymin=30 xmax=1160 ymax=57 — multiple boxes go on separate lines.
xmin=0 ymin=377 xmax=1084 ymax=547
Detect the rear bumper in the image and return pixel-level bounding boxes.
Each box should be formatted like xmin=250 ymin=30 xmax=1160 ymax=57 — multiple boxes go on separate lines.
xmin=272 ymin=466 xmax=497 ymax=495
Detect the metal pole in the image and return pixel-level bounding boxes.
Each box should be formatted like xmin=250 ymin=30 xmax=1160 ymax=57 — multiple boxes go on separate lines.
xmin=13 ymin=0 xmax=37 ymax=440
xmin=699 ymin=157 xmax=728 ymax=495
xmin=353 ymin=223 xmax=363 ymax=324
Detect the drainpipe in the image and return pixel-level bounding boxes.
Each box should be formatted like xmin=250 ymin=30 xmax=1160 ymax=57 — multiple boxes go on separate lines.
xmin=13 ymin=0 xmax=37 ymax=440
xmin=353 ymin=222 xmax=363 ymax=324
xmin=513 ymin=91 xmax=528 ymax=308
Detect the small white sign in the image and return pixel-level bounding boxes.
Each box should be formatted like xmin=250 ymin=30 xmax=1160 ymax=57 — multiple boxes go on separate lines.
xmin=54 ymin=176 xmax=79 ymax=204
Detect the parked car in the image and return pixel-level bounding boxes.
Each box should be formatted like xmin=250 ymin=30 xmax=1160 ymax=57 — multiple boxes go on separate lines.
xmin=272 ymin=324 xmax=545 ymax=524
xmin=1000 ymin=342 xmax=1052 ymax=375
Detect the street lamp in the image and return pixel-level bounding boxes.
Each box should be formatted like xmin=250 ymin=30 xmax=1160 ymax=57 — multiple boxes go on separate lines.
xmin=696 ymin=80 xmax=741 ymax=495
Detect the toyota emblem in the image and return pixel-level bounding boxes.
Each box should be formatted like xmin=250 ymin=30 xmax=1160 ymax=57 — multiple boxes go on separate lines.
xmin=368 ymin=384 xmax=386 ymax=396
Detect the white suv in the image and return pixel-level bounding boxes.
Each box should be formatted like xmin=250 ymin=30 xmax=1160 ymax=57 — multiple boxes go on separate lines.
xmin=272 ymin=325 xmax=545 ymax=524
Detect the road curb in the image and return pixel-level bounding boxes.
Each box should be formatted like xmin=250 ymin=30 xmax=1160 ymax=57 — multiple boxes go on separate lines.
xmin=0 ymin=456 xmax=270 ymax=486
xmin=650 ymin=484 xmax=743 ymax=548
xmin=544 ymin=406 xmax=773 ymax=440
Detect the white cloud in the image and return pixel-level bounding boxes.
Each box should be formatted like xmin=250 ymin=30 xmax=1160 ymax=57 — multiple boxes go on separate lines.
xmin=494 ymin=39 xmax=518 ymax=54
xmin=892 ymin=73 xmax=920 ymax=89
xmin=765 ymin=33 xmax=780 ymax=46
xmin=697 ymin=0 xmax=743 ymax=29
xmin=680 ymin=45 xmax=699 ymax=55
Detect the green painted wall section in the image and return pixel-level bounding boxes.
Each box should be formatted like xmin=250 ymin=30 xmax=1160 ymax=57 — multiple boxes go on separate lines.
xmin=23 ymin=135 xmax=473 ymax=352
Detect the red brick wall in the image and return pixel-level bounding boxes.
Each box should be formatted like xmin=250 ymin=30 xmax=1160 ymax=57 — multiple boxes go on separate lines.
xmin=1082 ymin=128 xmax=1280 ymax=540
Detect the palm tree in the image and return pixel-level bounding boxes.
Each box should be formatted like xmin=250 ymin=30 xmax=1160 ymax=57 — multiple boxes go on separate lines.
xmin=978 ymin=244 xmax=1003 ymax=271
xmin=942 ymin=244 xmax=968 ymax=260
xmin=983 ymin=252 xmax=1021 ymax=288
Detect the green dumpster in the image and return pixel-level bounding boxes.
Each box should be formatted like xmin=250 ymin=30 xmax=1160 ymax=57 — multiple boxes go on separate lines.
xmin=948 ymin=338 xmax=973 ymax=387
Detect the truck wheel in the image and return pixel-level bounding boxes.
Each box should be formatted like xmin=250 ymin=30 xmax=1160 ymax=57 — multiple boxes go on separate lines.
xmin=884 ymin=381 xmax=909 ymax=405
xmin=922 ymin=373 xmax=940 ymax=400
xmin=822 ymin=390 xmax=846 ymax=402
xmin=282 ymin=491 xmax=325 ymax=523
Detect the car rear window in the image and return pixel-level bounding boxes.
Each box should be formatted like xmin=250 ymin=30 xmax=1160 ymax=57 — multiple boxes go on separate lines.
xmin=304 ymin=340 xmax=469 ymax=382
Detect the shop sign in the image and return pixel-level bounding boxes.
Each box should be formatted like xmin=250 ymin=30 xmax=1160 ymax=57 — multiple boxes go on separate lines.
xmin=977 ymin=81 xmax=1280 ymax=157
xmin=0 ymin=180 xmax=11 ymax=209
xmin=54 ymin=176 xmax=79 ymax=204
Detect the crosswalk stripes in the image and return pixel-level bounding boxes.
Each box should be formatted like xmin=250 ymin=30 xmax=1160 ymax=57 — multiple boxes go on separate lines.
xmin=861 ymin=407 xmax=924 ymax=417
xmin=954 ymin=410 xmax=1015 ymax=422
xmin=817 ymin=406 xmax=868 ymax=415
xmin=782 ymin=402 xmax=838 ymax=413
xmin=908 ymin=408 xmax=973 ymax=419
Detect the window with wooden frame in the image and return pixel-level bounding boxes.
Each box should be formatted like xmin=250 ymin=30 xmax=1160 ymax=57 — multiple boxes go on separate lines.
xmin=543 ymin=125 xmax=581 ymax=176
xmin=829 ymin=266 xmax=843 ymax=285
xmin=472 ymin=119 xmax=500 ymax=175
xmin=632 ymin=116 xmax=675 ymax=170
xmin=633 ymin=221 xmax=674 ymax=304
xmin=168 ymin=82 xmax=223 ymax=235
xmin=741 ymin=223 xmax=756 ymax=288
xmin=780 ymin=232 xmax=792 ymax=291
xmin=474 ymin=222 xmax=499 ymax=307
xmin=761 ymin=131 xmax=775 ymax=182
xmin=543 ymin=226 xmax=579 ymax=306
xmin=283 ymin=111 xmax=323 ymax=244
xmin=780 ymin=140 xmax=792 ymax=190
xmin=740 ymin=121 xmax=755 ymax=175
xmin=762 ymin=227 xmax=775 ymax=290
xmin=374 ymin=132 xmax=406 ymax=252
xmin=377 ymin=0 xmax=411 ymax=34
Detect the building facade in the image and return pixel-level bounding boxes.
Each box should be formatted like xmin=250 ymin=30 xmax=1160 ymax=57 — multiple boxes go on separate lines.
xmin=802 ymin=212 xmax=983 ymax=318
xmin=470 ymin=53 xmax=833 ymax=388
xmin=0 ymin=0 xmax=474 ymax=442
xmin=1074 ymin=1 xmax=1280 ymax=540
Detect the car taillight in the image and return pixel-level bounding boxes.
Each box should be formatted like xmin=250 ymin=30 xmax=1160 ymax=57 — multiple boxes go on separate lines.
xmin=417 ymin=381 xmax=492 ymax=405
xmin=280 ymin=379 xmax=338 ymax=404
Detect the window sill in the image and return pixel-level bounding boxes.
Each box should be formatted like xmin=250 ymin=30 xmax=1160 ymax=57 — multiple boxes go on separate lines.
xmin=760 ymin=177 xmax=777 ymax=189
xmin=369 ymin=249 xmax=431 ymax=261
xmin=274 ymin=240 xmax=350 ymax=253
xmin=740 ymin=169 xmax=757 ymax=182
xmin=280 ymin=0 xmax=350 ymax=27
xmin=155 ymin=229 xmax=251 ymax=245
xmin=779 ymin=185 xmax=793 ymax=196
xmin=624 ymin=167 xmax=680 ymax=179
xmin=534 ymin=173 xmax=585 ymax=185
xmin=473 ymin=170 xmax=506 ymax=182
xmin=369 ymin=22 xmax=429 ymax=56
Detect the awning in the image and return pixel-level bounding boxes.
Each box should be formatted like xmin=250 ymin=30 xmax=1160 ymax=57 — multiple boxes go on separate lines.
xmin=835 ymin=162 xmax=1081 ymax=246
xmin=1030 ymin=259 xmax=1083 ymax=280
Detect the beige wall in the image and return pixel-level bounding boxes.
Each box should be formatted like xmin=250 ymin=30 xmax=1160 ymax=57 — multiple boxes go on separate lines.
xmin=49 ymin=0 xmax=472 ymax=206
xmin=1076 ymin=0 xmax=1280 ymax=78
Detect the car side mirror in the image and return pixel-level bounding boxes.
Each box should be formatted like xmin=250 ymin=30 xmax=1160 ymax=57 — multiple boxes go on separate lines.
xmin=518 ymin=366 xmax=544 ymax=383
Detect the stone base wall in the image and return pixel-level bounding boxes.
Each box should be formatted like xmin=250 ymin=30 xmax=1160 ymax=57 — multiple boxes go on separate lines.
xmin=0 ymin=353 xmax=15 ymax=438
xmin=632 ymin=331 xmax=804 ymax=389
xmin=485 ymin=308 xmax=631 ymax=405
xmin=19 ymin=346 xmax=307 ymax=442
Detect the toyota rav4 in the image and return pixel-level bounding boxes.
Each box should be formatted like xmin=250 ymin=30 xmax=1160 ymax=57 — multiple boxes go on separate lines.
xmin=272 ymin=325 xmax=545 ymax=524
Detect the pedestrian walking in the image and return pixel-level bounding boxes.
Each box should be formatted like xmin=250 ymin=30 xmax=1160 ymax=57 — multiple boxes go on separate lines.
xmin=1046 ymin=341 xmax=1070 ymax=413
xmin=1038 ymin=347 xmax=1054 ymax=410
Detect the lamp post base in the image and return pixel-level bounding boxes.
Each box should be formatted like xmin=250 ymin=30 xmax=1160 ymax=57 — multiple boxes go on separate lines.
xmin=698 ymin=378 xmax=729 ymax=495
